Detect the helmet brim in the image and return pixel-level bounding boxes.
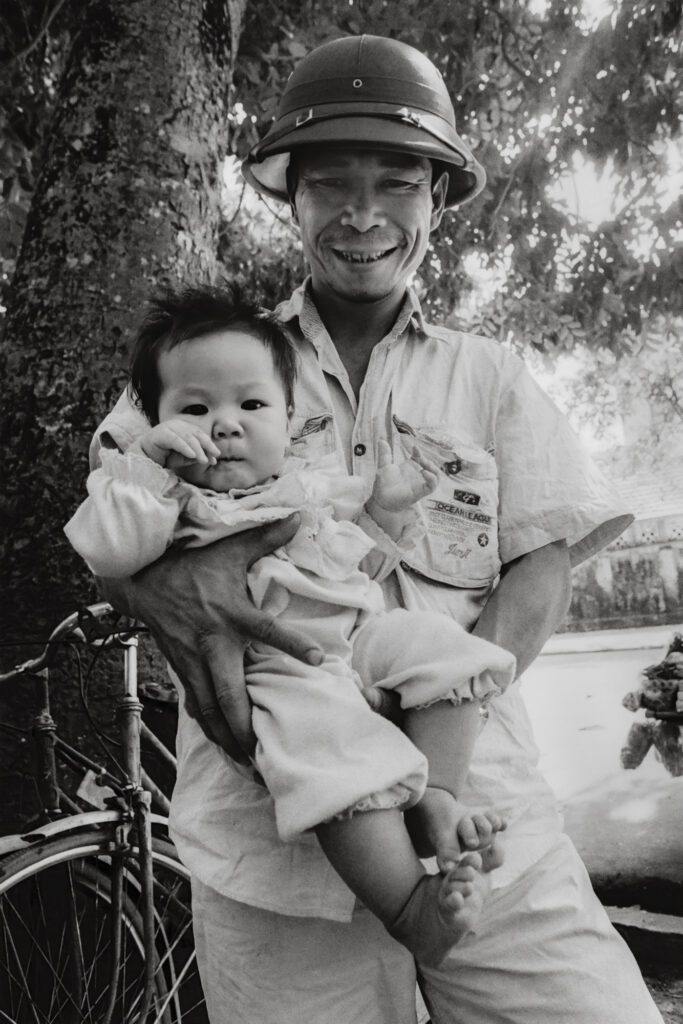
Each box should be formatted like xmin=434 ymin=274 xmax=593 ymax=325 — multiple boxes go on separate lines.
xmin=242 ymin=114 xmax=486 ymax=210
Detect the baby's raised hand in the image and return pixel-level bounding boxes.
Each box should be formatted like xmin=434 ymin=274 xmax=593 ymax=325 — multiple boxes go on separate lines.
xmin=131 ymin=418 xmax=220 ymax=468
xmin=371 ymin=439 xmax=440 ymax=512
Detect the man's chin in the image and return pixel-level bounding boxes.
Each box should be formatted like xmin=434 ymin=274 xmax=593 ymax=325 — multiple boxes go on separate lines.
xmin=331 ymin=279 xmax=404 ymax=305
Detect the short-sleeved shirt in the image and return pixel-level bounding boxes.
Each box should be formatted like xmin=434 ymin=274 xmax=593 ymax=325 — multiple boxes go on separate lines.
xmin=93 ymin=281 xmax=632 ymax=922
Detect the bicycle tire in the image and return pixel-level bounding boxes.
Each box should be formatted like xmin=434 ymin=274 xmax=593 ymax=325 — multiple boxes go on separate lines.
xmin=0 ymin=828 xmax=208 ymax=1023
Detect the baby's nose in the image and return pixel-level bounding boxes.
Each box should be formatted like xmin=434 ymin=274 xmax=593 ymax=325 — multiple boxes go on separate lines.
xmin=212 ymin=418 xmax=243 ymax=439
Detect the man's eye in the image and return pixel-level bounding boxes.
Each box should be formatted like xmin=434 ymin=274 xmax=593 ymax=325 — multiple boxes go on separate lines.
xmin=385 ymin=179 xmax=421 ymax=191
xmin=242 ymin=399 xmax=265 ymax=410
xmin=181 ymin=404 xmax=208 ymax=415
xmin=310 ymin=177 xmax=343 ymax=189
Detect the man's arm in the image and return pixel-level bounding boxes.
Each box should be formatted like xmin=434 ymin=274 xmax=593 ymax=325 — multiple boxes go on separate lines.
xmin=471 ymin=538 xmax=572 ymax=676
xmin=403 ymin=540 xmax=572 ymax=853
xmin=99 ymin=514 xmax=324 ymax=763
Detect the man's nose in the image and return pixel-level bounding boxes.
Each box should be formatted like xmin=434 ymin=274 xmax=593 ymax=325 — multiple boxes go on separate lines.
xmin=340 ymin=187 xmax=387 ymax=232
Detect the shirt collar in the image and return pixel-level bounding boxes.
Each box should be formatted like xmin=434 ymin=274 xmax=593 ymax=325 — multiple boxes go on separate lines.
xmin=274 ymin=277 xmax=429 ymax=352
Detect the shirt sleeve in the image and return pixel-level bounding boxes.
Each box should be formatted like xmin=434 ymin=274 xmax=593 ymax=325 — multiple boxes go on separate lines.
xmin=64 ymin=449 xmax=181 ymax=578
xmin=89 ymin=389 xmax=150 ymax=470
xmin=494 ymin=357 xmax=633 ymax=567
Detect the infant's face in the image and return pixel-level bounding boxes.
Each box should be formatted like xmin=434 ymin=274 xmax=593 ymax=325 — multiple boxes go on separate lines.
xmin=157 ymin=328 xmax=291 ymax=492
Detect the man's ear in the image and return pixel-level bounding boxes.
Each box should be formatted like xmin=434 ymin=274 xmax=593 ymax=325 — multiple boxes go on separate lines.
xmin=430 ymin=171 xmax=448 ymax=231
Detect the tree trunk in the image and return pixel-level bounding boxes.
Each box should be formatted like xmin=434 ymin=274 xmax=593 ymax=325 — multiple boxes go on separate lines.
xmin=0 ymin=0 xmax=247 ymax=830
xmin=1 ymin=0 xmax=246 ymax=625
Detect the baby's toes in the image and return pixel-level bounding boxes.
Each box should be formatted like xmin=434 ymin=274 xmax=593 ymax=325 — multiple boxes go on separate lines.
xmin=484 ymin=809 xmax=507 ymax=835
xmin=436 ymin=845 xmax=463 ymax=874
xmin=456 ymin=816 xmax=483 ymax=852
xmin=439 ymin=882 xmax=468 ymax=913
xmin=478 ymin=838 xmax=505 ymax=873
xmin=470 ymin=813 xmax=495 ymax=847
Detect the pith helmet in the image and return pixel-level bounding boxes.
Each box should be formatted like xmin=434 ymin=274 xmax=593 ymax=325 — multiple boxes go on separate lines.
xmin=242 ymin=34 xmax=486 ymax=209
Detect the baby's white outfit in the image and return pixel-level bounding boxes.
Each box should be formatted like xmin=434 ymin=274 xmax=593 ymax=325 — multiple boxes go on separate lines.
xmin=65 ymin=448 xmax=515 ymax=840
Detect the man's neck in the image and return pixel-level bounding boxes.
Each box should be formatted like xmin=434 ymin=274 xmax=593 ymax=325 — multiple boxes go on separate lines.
xmin=311 ymin=286 xmax=406 ymax=397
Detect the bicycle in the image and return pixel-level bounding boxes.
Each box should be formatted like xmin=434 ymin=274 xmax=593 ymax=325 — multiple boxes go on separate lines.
xmin=0 ymin=601 xmax=208 ymax=1023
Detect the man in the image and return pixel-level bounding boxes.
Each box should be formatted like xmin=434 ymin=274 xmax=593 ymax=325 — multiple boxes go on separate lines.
xmin=97 ymin=34 xmax=662 ymax=1024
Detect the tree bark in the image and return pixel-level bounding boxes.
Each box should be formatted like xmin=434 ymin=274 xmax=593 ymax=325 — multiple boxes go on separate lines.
xmin=0 ymin=0 xmax=247 ymax=830
xmin=0 ymin=0 xmax=246 ymax=625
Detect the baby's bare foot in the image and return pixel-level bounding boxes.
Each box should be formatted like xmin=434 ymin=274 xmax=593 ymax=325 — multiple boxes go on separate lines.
xmin=436 ymin=851 xmax=490 ymax=942
xmin=437 ymin=801 xmax=506 ymax=874
xmin=387 ymin=849 xmax=500 ymax=968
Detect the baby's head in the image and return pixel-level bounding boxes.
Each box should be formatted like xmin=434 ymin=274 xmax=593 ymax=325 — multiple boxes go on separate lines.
xmin=129 ymin=284 xmax=297 ymax=492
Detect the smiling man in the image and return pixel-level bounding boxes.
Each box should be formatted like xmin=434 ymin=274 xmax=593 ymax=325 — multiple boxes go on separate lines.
xmin=93 ymin=34 xmax=662 ymax=1024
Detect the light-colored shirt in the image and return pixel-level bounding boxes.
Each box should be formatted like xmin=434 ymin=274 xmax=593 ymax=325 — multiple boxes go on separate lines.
xmin=92 ymin=281 xmax=632 ymax=921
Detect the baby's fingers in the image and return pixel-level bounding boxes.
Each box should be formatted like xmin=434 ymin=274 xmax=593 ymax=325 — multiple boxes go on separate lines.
xmin=410 ymin=447 xmax=440 ymax=486
xmin=169 ymin=425 xmax=218 ymax=464
xmin=376 ymin=438 xmax=392 ymax=470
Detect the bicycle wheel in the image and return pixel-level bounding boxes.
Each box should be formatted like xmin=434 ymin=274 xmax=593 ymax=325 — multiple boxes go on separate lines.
xmin=0 ymin=829 xmax=208 ymax=1023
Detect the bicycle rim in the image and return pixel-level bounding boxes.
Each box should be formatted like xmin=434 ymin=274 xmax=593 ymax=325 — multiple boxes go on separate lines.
xmin=0 ymin=830 xmax=207 ymax=1023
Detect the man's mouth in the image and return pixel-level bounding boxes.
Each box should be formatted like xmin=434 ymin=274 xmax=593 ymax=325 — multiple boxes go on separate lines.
xmin=332 ymin=247 xmax=397 ymax=264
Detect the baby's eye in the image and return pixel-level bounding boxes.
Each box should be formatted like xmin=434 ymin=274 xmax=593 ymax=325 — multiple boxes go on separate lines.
xmin=181 ymin=403 xmax=208 ymax=415
xmin=242 ymin=399 xmax=265 ymax=410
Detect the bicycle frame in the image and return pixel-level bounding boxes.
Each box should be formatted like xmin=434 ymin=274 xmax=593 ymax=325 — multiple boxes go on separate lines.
xmin=0 ymin=602 xmax=175 ymax=1023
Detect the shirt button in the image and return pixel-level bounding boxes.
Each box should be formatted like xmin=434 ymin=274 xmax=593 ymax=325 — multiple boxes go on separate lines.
xmin=354 ymin=443 xmax=366 ymax=456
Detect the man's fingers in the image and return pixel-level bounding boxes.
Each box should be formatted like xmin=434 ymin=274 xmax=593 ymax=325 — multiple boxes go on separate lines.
xmin=197 ymin=631 xmax=256 ymax=757
xmin=182 ymin=683 xmax=248 ymax=762
xmin=237 ymin=603 xmax=322 ymax=665
xmin=241 ymin=514 xmax=302 ymax=568
xmin=362 ymin=686 xmax=403 ymax=724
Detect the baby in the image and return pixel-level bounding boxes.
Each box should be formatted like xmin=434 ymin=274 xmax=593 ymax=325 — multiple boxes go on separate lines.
xmin=65 ymin=285 xmax=516 ymax=966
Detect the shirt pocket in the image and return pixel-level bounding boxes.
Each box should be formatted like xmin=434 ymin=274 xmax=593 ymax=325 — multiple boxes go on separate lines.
xmin=392 ymin=415 xmax=502 ymax=587
xmin=288 ymin=411 xmax=336 ymax=460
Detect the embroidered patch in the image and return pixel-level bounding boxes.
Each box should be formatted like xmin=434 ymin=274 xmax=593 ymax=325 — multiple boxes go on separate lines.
xmin=452 ymin=488 xmax=480 ymax=506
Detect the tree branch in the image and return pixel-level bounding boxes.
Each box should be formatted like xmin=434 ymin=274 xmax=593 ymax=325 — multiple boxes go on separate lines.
xmin=4 ymin=0 xmax=70 ymax=67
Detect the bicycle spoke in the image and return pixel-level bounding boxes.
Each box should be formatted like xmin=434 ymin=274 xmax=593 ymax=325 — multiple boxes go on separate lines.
xmin=0 ymin=835 xmax=207 ymax=1023
xmin=0 ymin=904 xmax=46 ymax=1024
xmin=0 ymin=892 xmax=81 ymax=1023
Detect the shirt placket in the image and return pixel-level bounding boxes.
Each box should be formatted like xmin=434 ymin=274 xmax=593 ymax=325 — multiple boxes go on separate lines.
xmin=352 ymin=339 xmax=396 ymax=490
xmin=354 ymin=311 xmax=420 ymax=478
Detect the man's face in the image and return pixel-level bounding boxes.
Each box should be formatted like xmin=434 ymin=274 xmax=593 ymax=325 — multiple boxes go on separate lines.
xmin=291 ymin=148 xmax=446 ymax=307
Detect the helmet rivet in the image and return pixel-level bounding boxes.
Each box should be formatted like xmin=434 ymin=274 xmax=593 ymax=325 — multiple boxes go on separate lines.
xmin=353 ymin=78 xmax=363 ymax=88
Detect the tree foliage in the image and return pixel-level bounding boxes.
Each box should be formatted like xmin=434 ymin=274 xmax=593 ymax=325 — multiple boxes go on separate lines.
xmin=0 ymin=0 xmax=681 ymax=622
xmin=222 ymin=0 xmax=682 ymax=356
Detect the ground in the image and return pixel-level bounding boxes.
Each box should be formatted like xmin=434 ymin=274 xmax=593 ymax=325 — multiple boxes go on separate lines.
xmin=524 ymin=624 xmax=683 ymax=1021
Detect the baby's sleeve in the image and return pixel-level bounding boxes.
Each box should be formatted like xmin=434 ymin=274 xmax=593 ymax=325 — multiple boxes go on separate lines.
xmin=64 ymin=450 xmax=181 ymax=578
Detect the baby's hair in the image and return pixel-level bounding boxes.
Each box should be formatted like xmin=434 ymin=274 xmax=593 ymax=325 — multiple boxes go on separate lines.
xmin=129 ymin=283 xmax=297 ymax=423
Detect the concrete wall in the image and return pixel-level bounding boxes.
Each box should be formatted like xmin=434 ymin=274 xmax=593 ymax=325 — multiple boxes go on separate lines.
xmin=563 ymin=515 xmax=683 ymax=632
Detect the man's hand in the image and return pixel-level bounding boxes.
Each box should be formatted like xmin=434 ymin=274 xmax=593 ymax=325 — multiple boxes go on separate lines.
xmin=99 ymin=514 xmax=323 ymax=763
xmin=371 ymin=439 xmax=439 ymax=512
xmin=361 ymin=685 xmax=403 ymax=725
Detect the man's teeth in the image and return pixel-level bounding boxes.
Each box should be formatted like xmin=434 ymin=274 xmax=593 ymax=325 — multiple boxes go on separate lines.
xmin=336 ymin=249 xmax=392 ymax=263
